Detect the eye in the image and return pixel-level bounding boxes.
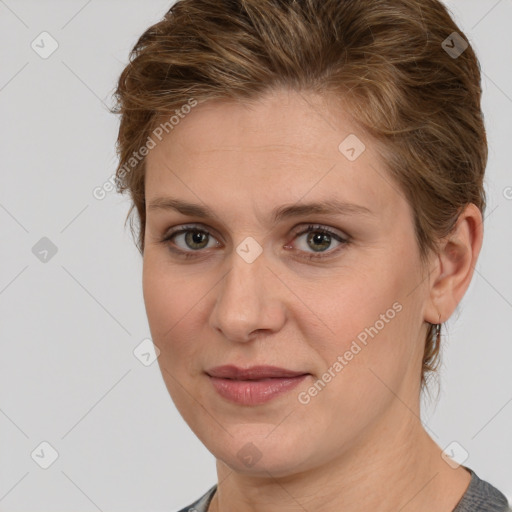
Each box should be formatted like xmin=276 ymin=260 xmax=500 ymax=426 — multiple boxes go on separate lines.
xmin=287 ymin=224 xmax=349 ymax=260
xmin=160 ymin=224 xmax=221 ymax=258
xmin=159 ymin=223 xmax=350 ymax=260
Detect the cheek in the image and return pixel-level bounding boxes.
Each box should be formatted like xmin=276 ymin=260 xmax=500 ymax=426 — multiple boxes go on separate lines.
xmin=293 ymin=292 xmax=415 ymax=444
xmin=142 ymin=254 xmax=195 ymax=352
xmin=299 ymin=264 xmax=418 ymax=394
xmin=143 ymin=259 xmax=203 ymax=405
xmin=301 ymin=271 xmax=399 ymax=349
xmin=142 ymin=260 xmax=171 ymax=338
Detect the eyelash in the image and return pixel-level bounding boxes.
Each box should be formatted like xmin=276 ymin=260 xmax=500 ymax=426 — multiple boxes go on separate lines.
xmin=159 ymin=223 xmax=350 ymax=261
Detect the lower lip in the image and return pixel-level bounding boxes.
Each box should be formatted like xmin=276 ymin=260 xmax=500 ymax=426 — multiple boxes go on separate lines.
xmin=208 ymin=375 xmax=309 ymax=405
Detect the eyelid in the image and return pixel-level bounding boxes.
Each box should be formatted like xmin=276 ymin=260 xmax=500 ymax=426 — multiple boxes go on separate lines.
xmin=163 ymin=222 xmax=347 ymax=241
xmin=286 ymin=224 xmax=349 ymax=259
xmin=163 ymin=222 xmax=222 ymax=241
xmin=162 ymin=223 xmax=222 ymax=248
xmin=290 ymin=223 xmax=348 ymax=240
xmin=161 ymin=222 xmax=350 ymax=259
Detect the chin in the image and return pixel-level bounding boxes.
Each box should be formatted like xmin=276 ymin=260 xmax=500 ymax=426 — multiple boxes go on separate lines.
xmin=205 ymin=427 xmax=319 ymax=477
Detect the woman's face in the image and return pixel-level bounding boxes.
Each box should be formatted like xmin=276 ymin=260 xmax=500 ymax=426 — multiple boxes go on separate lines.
xmin=143 ymin=88 xmax=432 ymax=476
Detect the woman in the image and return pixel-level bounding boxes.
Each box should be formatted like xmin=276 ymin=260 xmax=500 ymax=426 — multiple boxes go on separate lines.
xmin=112 ymin=0 xmax=510 ymax=510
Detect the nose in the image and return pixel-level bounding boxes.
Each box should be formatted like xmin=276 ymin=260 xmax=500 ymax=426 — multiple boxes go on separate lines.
xmin=209 ymin=246 xmax=287 ymax=343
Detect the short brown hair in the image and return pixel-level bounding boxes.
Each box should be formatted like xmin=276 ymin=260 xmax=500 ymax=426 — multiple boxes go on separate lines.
xmin=112 ymin=0 xmax=487 ymax=392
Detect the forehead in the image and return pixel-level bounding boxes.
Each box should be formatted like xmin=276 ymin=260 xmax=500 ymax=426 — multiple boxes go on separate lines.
xmin=144 ymin=89 xmax=404 ymax=221
xmin=149 ymin=89 xmax=365 ymax=161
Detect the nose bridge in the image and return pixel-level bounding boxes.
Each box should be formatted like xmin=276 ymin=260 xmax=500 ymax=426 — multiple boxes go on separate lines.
xmin=210 ymin=243 xmax=284 ymax=341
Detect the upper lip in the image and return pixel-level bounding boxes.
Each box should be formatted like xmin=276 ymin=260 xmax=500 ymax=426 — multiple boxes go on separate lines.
xmin=206 ymin=365 xmax=308 ymax=380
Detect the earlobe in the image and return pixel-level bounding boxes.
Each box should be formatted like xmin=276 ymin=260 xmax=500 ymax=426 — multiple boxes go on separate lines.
xmin=424 ymin=203 xmax=484 ymax=325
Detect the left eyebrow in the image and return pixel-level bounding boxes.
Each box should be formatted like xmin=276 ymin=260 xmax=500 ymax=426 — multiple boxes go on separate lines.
xmin=147 ymin=197 xmax=374 ymax=224
xmin=270 ymin=200 xmax=374 ymax=223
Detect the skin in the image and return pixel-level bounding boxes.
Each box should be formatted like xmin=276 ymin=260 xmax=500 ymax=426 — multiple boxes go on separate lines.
xmin=142 ymin=88 xmax=483 ymax=512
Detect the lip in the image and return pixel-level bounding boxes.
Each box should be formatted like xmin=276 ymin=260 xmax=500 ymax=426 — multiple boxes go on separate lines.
xmin=206 ymin=365 xmax=308 ymax=380
xmin=206 ymin=365 xmax=310 ymax=405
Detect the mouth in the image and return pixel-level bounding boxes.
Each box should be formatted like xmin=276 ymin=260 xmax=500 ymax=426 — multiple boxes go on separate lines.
xmin=205 ymin=364 xmax=309 ymax=380
xmin=205 ymin=365 xmax=310 ymax=405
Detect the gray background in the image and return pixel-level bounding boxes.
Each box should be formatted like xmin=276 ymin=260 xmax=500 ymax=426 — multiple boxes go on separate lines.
xmin=0 ymin=0 xmax=511 ymax=510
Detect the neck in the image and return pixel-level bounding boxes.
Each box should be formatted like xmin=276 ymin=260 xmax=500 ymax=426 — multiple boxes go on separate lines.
xmin=208 ymin=405 xmax=471 ymax=512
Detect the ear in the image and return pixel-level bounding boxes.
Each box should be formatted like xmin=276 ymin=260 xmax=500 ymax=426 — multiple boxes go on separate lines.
xmin=423 ymin=203 xmax=484 ymax=324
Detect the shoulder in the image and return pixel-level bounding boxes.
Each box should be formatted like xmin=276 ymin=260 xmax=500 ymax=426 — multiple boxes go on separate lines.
xmin=453 ymin=467 xmax=510 ymax=512
xmin=175 ymin=485 xmax=217 ymax=512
